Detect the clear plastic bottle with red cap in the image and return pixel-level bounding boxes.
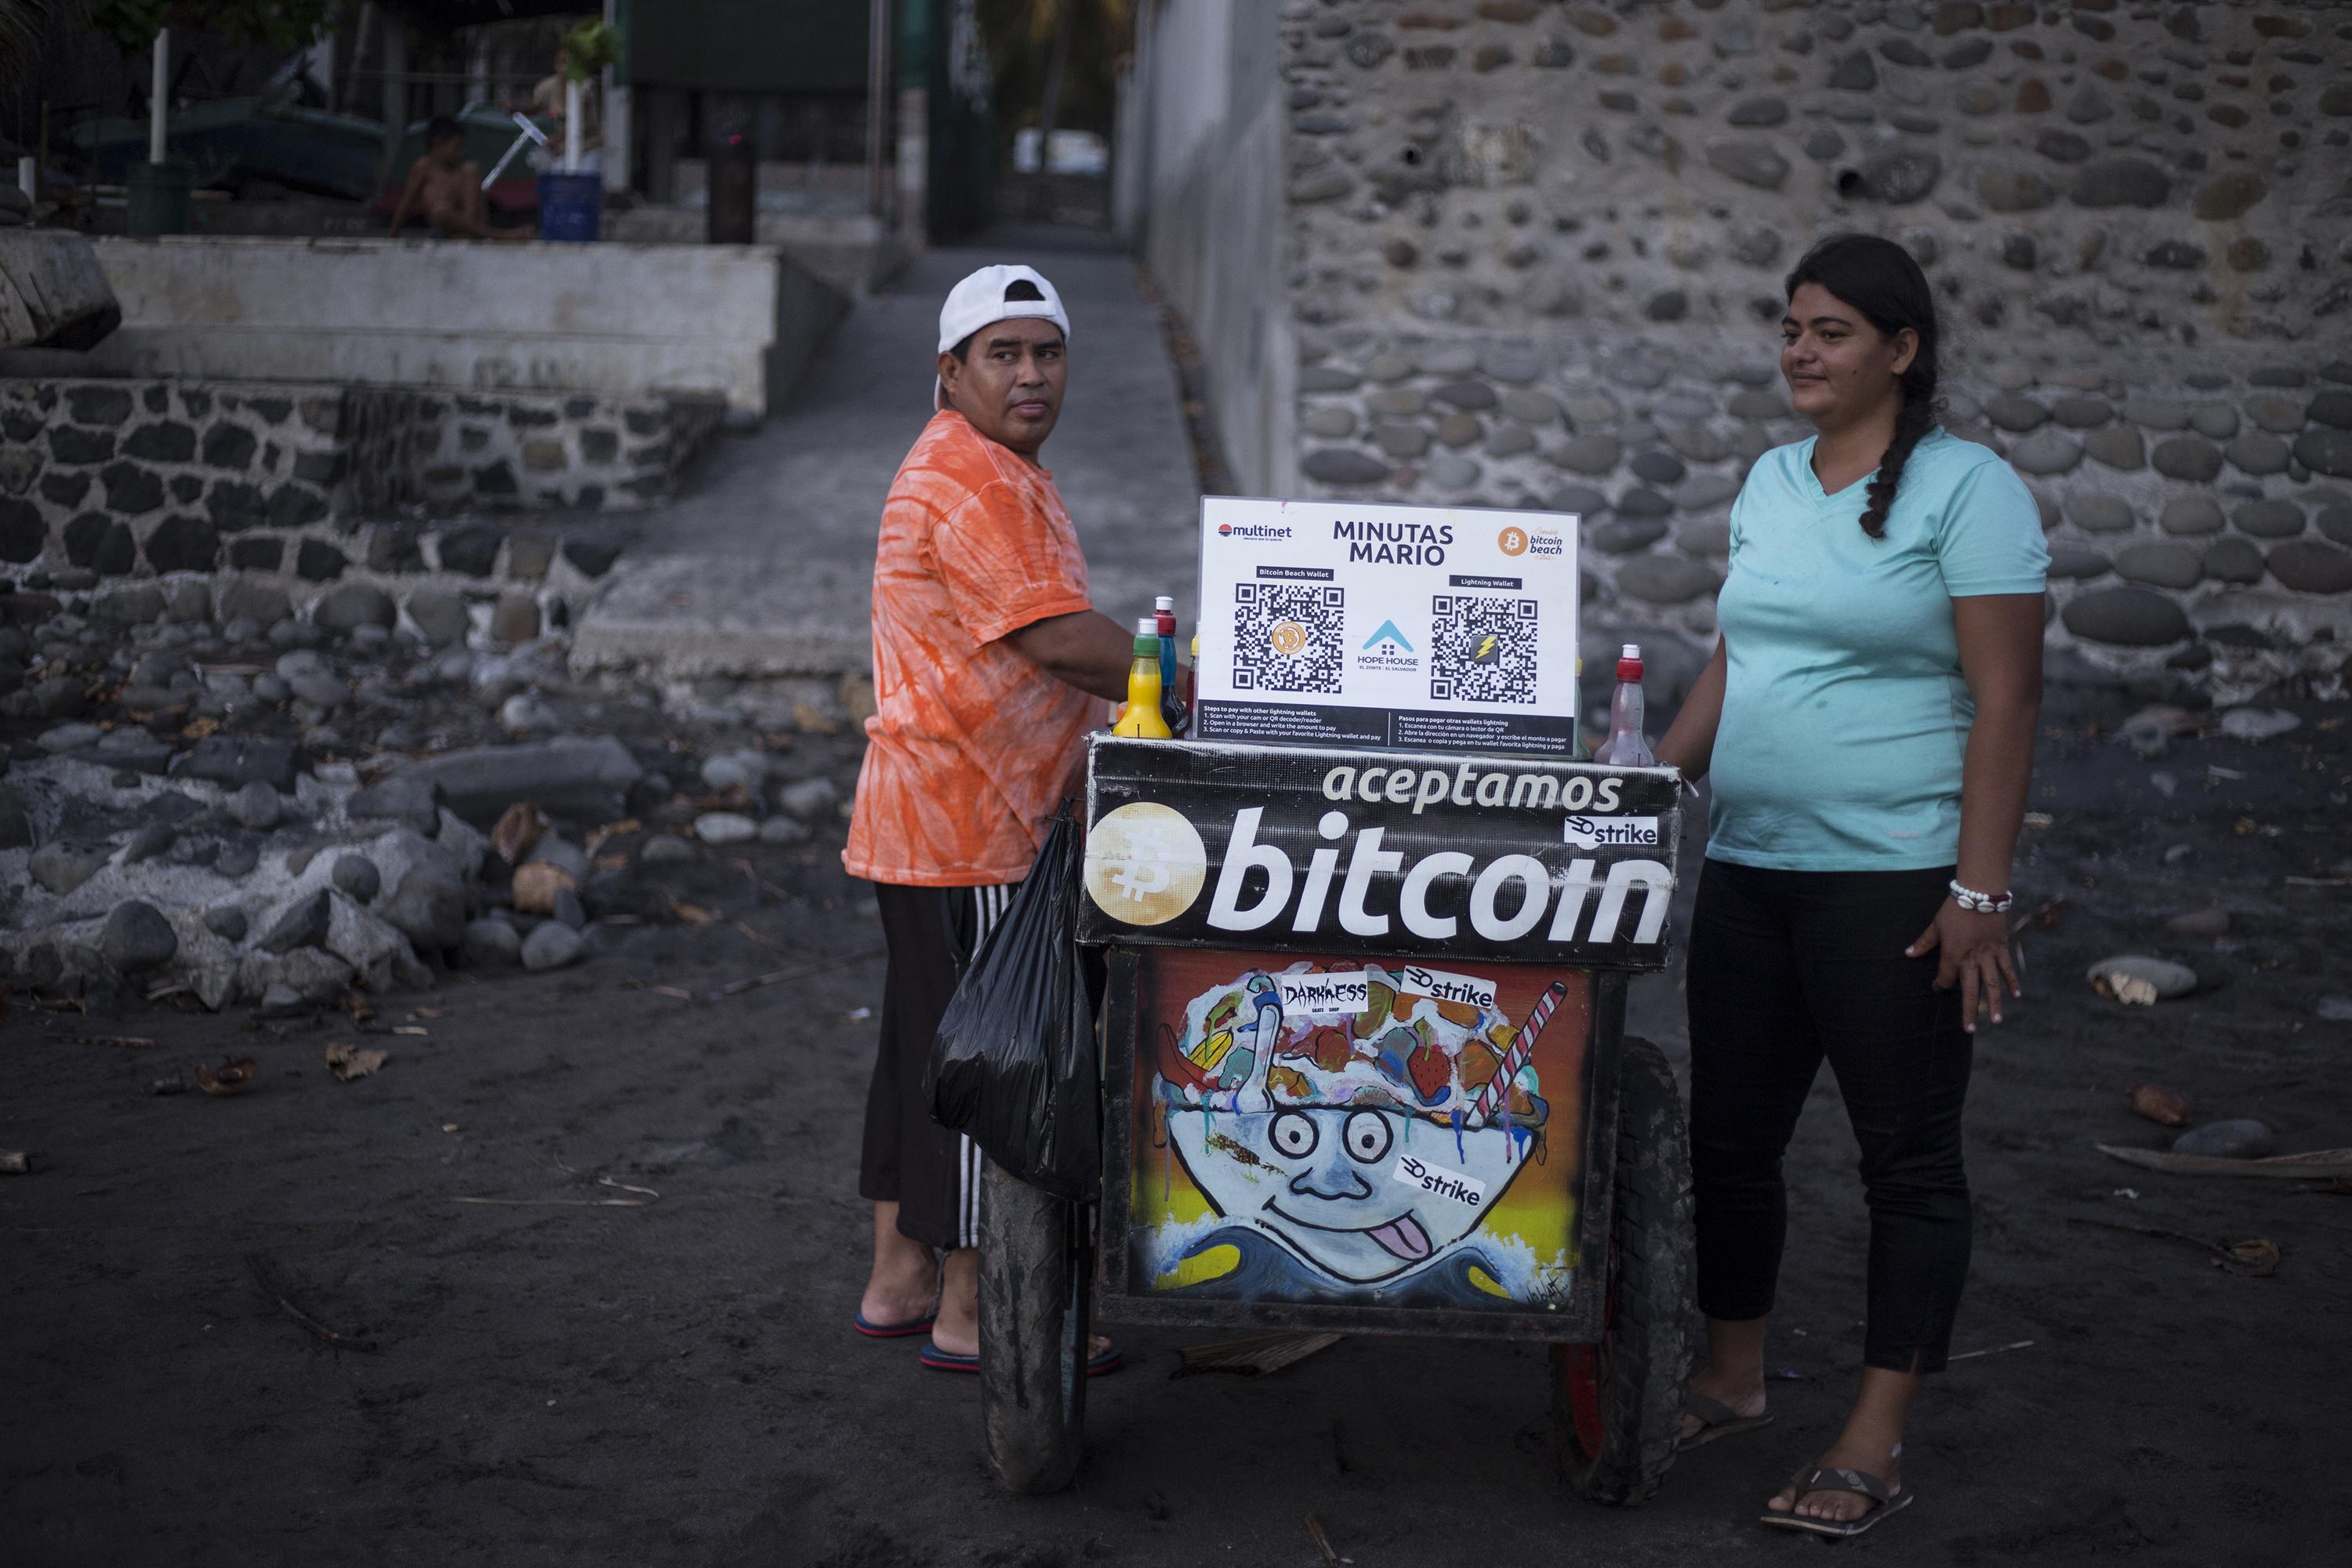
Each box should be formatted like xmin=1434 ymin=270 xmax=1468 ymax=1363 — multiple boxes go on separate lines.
xmin=1595 ymin=643 xmax=1656 ymax=767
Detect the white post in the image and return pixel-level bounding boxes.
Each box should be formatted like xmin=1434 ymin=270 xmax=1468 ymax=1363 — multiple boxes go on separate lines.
xmin=18 ymin=156 xmax=36 ymax=206
xmin=149 ymin=29 xmax=169 ymax=164
xmin=565 ymin=78 xmax=583 ymax=172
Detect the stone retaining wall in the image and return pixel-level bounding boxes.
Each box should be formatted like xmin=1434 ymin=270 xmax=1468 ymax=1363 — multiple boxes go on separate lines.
xmin=1171 ymin=0 xmax=2352 ymax=692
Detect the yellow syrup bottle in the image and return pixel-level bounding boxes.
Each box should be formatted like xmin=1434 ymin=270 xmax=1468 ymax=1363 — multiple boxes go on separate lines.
xmin=1112 ymin=615 xmax=1173 ymax=738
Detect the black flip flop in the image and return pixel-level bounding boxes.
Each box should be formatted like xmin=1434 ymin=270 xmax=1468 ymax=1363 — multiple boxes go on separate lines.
xmin=1759 ymin=1465 xmax=1915 ymax=1537
xmin=1677 ymin=1390 xmax=1774 ymax=1451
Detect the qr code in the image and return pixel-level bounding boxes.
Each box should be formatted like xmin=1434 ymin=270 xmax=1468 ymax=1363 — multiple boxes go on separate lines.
xmin=1232 ymin=582 xmax=1345 ymax=694
xmin=1429 ymin=593 xmax=1539 ymax=704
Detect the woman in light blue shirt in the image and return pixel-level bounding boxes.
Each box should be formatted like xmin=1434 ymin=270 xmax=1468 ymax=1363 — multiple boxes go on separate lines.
xmin=1656 ymin=234 xmax=2047 ymax=1538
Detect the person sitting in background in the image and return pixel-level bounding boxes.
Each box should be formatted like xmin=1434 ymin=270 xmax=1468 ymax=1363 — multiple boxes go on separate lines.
xmin=387 ymin=116 xmax=527 ymax=241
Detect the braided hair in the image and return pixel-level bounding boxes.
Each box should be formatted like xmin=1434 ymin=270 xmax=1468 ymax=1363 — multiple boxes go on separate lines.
xmin=1784 ymin=234 xmax=1942 ymax=539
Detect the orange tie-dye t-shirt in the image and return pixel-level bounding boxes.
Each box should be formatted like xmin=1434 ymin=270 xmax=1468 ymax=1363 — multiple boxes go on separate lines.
xmin=843 ymin=411 xmax=1098 ymax=887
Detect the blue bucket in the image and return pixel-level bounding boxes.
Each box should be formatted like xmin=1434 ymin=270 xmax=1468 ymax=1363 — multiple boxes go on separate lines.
xmin=536 ymin=171 xmax=603 ymax=242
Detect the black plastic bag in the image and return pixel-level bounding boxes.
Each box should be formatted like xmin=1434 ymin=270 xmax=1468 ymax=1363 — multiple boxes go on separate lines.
xmin=926 ymin=807 xmax=1100 ymax=1203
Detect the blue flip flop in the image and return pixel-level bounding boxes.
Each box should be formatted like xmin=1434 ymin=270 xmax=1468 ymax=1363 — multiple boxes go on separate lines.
xmin=854 ymin=1308 xmax=937 ymax=1339
xmin=919 ymin=1341 xmax=1125 ymax=1377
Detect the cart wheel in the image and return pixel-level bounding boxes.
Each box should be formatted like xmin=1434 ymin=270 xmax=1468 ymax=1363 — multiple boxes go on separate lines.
xmin=977 ymin=1161 xmax=1089 ymax=1495
xmin=1554 ymin=1035 xmax=1696 ymax=1506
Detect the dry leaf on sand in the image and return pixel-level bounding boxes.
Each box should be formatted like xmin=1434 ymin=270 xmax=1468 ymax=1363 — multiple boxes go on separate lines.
xmin=511 ymin=861 xmax=576 ymax=915
xmin=196 ymin=1058 xmax=260 ymax=1097
xmin=2127 ymin=1084 xmax=2190 ymax=1127
xmin=325 ymin=1044 xmax=389 ymax=1082
xmin=2223 ymin=1238 xmax=2281 ymax=1277
xmin=492 ymin=802 xmax=550 ymax=866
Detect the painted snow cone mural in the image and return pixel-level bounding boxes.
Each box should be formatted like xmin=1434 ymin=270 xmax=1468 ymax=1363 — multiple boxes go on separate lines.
xmin=1130 ymin=953 xmax=1592 ymax=1311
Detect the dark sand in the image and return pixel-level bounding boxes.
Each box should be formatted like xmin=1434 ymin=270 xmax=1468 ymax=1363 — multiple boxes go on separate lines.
xmin=5 ymin=691 xmax=2349 ymax=1567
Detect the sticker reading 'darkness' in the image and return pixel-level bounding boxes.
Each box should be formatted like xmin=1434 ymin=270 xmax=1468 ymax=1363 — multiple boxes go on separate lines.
xmin=1392 ymin=1152 xmax=1488 ymax=1207
xmin=1275 ymin=971 xmax=1372 ymax=1018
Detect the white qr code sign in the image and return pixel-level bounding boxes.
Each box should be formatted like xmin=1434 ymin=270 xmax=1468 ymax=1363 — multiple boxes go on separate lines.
xmin=1196 ymin=496 xmax=1581 ymax=756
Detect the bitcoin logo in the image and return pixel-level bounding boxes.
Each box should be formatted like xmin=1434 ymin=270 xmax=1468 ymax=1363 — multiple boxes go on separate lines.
xmin=1269 ymin=619 xmax=1309 ymax=656
xmin=1497 ymin=526 xmax=1529 ymax=557
xmin=1083 ymin=803 xmax=1207 ymax=927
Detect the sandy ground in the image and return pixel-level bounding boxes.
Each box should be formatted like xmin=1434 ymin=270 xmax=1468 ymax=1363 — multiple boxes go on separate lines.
xmin=5 ymin=687 xmax=2350 ymax=1568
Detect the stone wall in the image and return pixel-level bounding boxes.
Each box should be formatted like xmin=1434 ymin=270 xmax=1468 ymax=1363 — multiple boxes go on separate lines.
xmin=1156 ymin=0 xmax=2352 ymax=696
xmin=0 ymin=376 xmax=720 ymax=561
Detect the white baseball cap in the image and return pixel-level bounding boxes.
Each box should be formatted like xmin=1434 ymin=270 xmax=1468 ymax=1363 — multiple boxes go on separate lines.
xmin=935 ymin=263 xmax=1070 ymax=410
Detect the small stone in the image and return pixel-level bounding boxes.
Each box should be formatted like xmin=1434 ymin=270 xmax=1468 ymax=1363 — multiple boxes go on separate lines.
xmin=30 ymin=843 xmax=104 ymax=895
xmin=2151 ymin=437 xmax=2224 ymax=482
xmin=1704 ymin=140 xmax=1790 ymax=190
xmin=313 ymin=584 xmax=397 ymax=635
xmin=1303 ymin=407 xmax=1357 ymax=440
xmin=2193 ymin=173 xmax=2266 ymax=221
xmin=405 ymin=589 xmax=471 ymax=645
xmin=640 ymin=834 xmax=696 ymax=865
xmin=1859 ymin=148 xmax=1942 ymax=205
xmin=2170 ymin=1119 xmax=2275 ymax=1160
xmin=383 ymin=859 xmax=467 ymax=951
xmin=2068 ymin=495 xmax=2134 ymax=534
xmin=214 ymin=844 xmax=260 ymax=878
xmin=490 ymin=593 xmax=541 ymax=645
xmin=2158 ymin=497 xmax=2223 ymax=536
xmin=176 ymin=735 xmax=299 ymax=793
xmin=2087 ymin=954 xmax=2198 ymax=1002
xmin=499 ymin=693 xmax=556 ymax=735
xmin=332 ymin=855 xmax=382 ymax=904
xmin=2233 ymin=499 xmax=2303 ymax=539
xmin=1303 ymin=448 xmax=1390 ymax=486
xmin=36 ymin=721 xmax=101 ymax=753
xmin=1985 ymin=394 xmax=2048 ymax=433
xmin=2205 ymin=539 xmax=2265 ymax=584
xmin=120 ymin=822 xmax=177 ymax=863
xmin=1615 ymin=555 xmax=1722 ymax=604
xmin=778 ymin=778 xmax=841 ymax=822
xmin=260 ymin=891 xmax=333 ymax=956
xmin=521 ymin=920 xmax=584 ymax=971
xmin=203 ymin=907 xmax=249 ymax=944
xmin=463 ymin=916 xmax=523 ymax=967
xmin=2293 ymin=429 xmax=2352 ymax=478
xmin=2216 ymin=707 xmax=2300 ymax=743
xmin=2060 ymin=586 xmax=2190 ymax=645
xmin=221 ymin=779 xmax=280 ymax=831
xmin=695 ymin=811 xmax=758 ymax=845
xmin=2051 ymin=397 xmax=2111 ymax=430
xmin=2006 ymin=431 xmax=2083 ymax=476
xmin=2070 ymin=157 xmax=2171 ymax=209
xmin=347 ymin=773 xmax=445 ymax=837
xmin=757 ymin=815 xmax=812 ymax=847
xmin=2188 ymin=405 xmax=2239 ymax=441
xmin=2082 ymin=426 xmax=2144 ymax=471
xmin=258 ymin=982 xmax=307 ymax=1018
xmin=101 ymin=900 xmax=178 ymax=974
xmin=2164 ymin=908 xmax=2230 ymax=939
xmin=2113 ymin=542 xmax=2201 ymax=590
xmin=289 ymin=672 xmax=349 ymax=710
xmin=2267 ymin=541 xmax=2352 ymax=593
xmin=1554 ymin=434 xmax=1623 ymax=475
xmin=2225 ymin=434 xmax=2291 ymax=477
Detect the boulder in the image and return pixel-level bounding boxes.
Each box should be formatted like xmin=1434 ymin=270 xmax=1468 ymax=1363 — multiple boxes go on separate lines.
xmin=521 ymin=920 xmax=583 ymax=971
xmin=381 ymin=860 xmax=469 ymax=952
xmin=0 ymin=230 xmax=122 ymax=350
xmin=462 ymin=916 xmax=522 ymax=967
xmin=101 ymin=900 xmax=178 ymax=973
xmin=411 ymin=736 xmax=643 ymax=825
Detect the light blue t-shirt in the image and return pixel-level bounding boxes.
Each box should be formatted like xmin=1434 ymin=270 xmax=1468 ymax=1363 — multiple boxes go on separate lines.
xmin=1708 ymin=428 xmax=2049 ymax=871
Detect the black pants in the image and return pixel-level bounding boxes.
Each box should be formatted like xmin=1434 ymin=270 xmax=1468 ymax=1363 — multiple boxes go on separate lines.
xmin=1686 ymin=858 xmax=1973 ymax=1374
xmin=858 ymin=880 xmax=1017 ymax=1252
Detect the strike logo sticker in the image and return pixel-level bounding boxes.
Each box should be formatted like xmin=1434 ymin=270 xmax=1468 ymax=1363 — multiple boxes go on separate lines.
xmin=1391 ymin=1152 xmax=1487 ymax=1207
xmin=1083 ymin=802 xmax=1207 ymax=926
xmin=1395 ymin=964 xmax=1497 ymax=1012
xmin=1564 ymin=814 xmax=1661 ymax=848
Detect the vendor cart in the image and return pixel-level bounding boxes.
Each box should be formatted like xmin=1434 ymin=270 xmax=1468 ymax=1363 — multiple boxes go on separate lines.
xmin=976 ymin=734 xmax=1696 ymax=1505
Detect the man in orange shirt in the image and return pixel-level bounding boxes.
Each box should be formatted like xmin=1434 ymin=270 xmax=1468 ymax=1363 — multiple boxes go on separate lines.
xmin=844 ymin=264 xmax=1140 ymax=1374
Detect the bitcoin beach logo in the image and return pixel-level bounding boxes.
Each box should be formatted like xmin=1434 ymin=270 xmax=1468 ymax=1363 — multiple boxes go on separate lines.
xmin=1083 ymin=803 xmax=1208 ymax=926
xmin=1269 ymin=619 xmax=1310 ymax=657
xmin=1497 ymin=525 xmax=1529 ymax=557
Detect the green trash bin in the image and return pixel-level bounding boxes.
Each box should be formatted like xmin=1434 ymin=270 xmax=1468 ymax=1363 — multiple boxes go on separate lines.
xmin=127 ymin=160 xmax=191 ymax=236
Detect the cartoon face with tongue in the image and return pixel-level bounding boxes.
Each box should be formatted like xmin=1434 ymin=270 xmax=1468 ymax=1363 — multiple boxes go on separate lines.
xmin=1157 ymin=964 xmax=1554 ymax=1288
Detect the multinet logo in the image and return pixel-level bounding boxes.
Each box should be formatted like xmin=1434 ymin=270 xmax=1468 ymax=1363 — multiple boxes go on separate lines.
xmin=1217 ymin=522 xmax=1293 ymax=541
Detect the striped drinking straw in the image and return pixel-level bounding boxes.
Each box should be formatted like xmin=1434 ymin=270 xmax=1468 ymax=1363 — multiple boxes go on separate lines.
xmin=1470 ymin=980 xmax=1567 ymax=1123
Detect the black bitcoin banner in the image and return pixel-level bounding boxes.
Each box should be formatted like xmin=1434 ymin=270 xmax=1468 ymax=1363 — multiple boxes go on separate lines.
xmin=1078 ymin=736 xmax=1681 ymax=967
